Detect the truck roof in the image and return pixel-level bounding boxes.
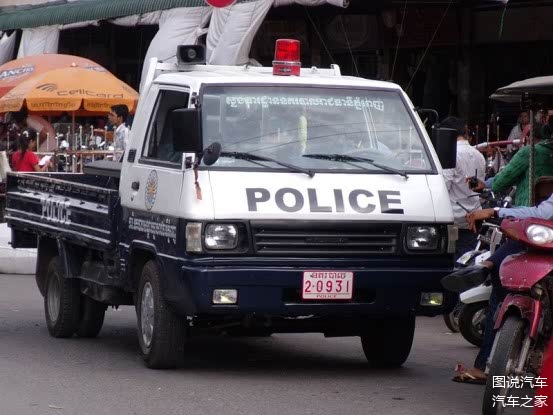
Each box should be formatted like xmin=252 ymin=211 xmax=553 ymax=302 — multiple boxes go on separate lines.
xmin=152 ymin=64 xmax=402 ymax=91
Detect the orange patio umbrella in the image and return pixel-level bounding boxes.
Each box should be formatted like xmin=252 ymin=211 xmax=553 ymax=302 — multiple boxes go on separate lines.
xmin=0 ymin=66 xmax=139 ymax=114
xmin=0 ymin=54 xmax=104 ymax=98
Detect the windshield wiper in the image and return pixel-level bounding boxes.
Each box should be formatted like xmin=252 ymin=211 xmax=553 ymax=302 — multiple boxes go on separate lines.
xmin=303 ymin=153 xmax=408 ymax=178
xmin=220 ymin=151 xmax=314 ymax=177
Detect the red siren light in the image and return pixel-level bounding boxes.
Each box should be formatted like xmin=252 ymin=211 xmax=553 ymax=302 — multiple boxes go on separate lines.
xmin=273 ymin=39 xmax=301 ymax=76
xmin=204 ymin=0 xmax=236 ymax=7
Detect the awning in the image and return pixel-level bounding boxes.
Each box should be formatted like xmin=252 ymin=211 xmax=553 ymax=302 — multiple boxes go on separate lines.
xmin=491 ymin=76 xmax=553 ymax=103
xmin=0 ymin=0 xmax=256 ymax=31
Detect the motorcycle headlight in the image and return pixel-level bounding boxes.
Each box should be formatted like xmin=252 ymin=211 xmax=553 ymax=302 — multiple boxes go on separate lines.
xmin=205 ymin=224 xmax=238 ymax=250
xmin=406 ymin=226 xmax=440 ymax=251
xmin=526 ymin=224 xmax=553 ymax=245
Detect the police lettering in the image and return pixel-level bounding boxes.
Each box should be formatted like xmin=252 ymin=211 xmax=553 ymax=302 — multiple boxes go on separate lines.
xmin=246 ymin=188 xmax=403 ymax=214
xmin=41 ymin=197 xmax=72 ymax=225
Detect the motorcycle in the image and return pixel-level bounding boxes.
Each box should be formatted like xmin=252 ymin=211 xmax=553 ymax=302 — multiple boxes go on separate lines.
xmin=482 ymin=217 xmax=553 ymax=415
xmin=459 ymin=283 xmax=492 ymax=348
xmin=457 ymin=220 xmax=504 ymax=347
xmin=444 ymin=188 xmax=514 ymax=340
xmin=443 ymin=302 xmax=462 ymax=333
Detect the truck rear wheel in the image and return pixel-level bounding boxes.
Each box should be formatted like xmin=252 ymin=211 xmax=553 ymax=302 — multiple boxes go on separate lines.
xmin=136 ymin=260 xmax=187 ymax=369
xmin=76 ymin=296 xmax=107 ymax=338
xmin=360 ymin=316 xmax=415 ymax=368
xmin=44 ymin=256 xmax=80 ymax=338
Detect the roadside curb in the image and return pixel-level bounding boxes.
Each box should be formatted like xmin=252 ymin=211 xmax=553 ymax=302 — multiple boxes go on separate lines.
xmin=0 ymin=223 xmax=37 ymax=274
xmin=0 ymin=247 xmax=36 ymax=274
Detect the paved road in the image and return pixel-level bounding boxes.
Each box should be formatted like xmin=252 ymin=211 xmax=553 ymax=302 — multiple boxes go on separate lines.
xmin=0 ymin=274 xmax=531 ymax=415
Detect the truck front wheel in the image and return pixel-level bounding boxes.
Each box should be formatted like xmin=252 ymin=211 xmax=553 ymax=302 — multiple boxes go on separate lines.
xmin=44 ymin=256 xmax=81 ymax=338
xmin=136 ymin=260 xmax=187 ymax=369
xmin=360 ymin=316 xmax=415 ymax=368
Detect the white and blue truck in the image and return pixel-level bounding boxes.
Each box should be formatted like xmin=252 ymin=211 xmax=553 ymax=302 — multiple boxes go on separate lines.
xmin=6 ymin=41 xmax=458 ymax=369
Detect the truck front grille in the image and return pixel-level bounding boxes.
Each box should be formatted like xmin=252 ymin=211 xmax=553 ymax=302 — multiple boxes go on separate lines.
xmin=250 ymin=222 xmax=400 ymax=256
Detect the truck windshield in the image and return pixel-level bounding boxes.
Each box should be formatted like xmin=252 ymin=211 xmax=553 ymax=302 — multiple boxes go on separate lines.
xmin=201 ymin=86 xmax=432 ymax=173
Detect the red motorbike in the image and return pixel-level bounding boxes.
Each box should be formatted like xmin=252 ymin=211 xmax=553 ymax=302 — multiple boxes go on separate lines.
xmin=482 ymin=217 xmax=553 ymax=415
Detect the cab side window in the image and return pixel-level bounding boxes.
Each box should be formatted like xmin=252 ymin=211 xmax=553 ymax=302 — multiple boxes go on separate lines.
xmin=143 ymin=89 xmax=190 ymax=165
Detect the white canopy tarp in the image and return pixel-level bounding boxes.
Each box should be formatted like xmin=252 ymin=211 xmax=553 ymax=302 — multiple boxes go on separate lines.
xmin=0 ymin=31 xmax=16 ymax=65
xmin=139 ymin=0 xmax=349 ymax=87
xmin=59 ymin=20 xmax=99 ymax=30
xmin=140 ymin=7 xmax=212 ymax=92
xmin=17 ymin=25 xmax=59 ymax=58
xmin=206 ymin=0 xmax=273 ymax=66
xmin=110 ymin=11 xmax=162 ymax=27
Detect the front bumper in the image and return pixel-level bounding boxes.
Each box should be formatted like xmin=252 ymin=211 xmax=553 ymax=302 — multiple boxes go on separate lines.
xmin=163 ymin=261 xmax=456 ymax=318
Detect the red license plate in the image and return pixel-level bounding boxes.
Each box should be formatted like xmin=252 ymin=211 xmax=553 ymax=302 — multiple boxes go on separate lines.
xmin=302 ymin=271 xmax=354 ymax=300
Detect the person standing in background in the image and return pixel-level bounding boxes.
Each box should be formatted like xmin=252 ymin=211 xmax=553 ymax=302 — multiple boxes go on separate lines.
xmin=110 ymin=105 xmax=129 ymax=149
xmin=94 ymin=105 xmax=129 ymax=161
xmin=11 ymin=129 xmax=50 ymax=172
xmin=440 ymin=116 xmax=486 ymax=259
xmin=507 ymin=110 xmax=531 ymax=143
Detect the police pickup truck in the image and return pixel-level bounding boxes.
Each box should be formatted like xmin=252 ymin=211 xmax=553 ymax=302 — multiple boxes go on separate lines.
xmin=6 ymin=41 xmax=458 ymax=369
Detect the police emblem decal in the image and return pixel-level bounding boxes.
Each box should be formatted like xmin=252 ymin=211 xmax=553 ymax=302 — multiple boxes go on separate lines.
xmin=144 ymin=170 xmax=158 ymax=211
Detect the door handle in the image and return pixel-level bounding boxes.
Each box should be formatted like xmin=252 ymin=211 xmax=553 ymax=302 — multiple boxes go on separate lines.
xmin=131 ymin=181 xmax=140 ymax=191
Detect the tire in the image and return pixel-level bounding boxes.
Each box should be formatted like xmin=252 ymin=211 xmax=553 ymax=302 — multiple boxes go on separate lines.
xmin=482 ymin=316 xmax=526 ymax=415
xmin=360 ymin=316 xmax=415 ymax=368
xmin=443 ymin=301 xmax=462 ymax=333
xmin=136 ymin=260 xmax=187 ymax=369
xmin=44 ymin=256 xmax=81 ymax=338
xmin=76 ymin=296 xmax=107 ymax=338
xmin=458 ymin=302 xmax=487 ymax=348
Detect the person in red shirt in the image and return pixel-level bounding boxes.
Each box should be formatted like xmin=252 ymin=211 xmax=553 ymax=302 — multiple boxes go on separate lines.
xmin=11 ymin=129 xmax=50 ymax=172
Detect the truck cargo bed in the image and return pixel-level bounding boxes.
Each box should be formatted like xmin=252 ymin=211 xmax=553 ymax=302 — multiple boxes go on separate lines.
xmin=5 ymin=172 xmax=119 ymax=250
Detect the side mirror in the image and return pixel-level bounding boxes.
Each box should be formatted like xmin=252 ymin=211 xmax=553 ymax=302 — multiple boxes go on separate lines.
xmin=200 ymin=142 xmax=222 ymax=166
xmin=415 ymin=108 xmax=439 ymax=125
xmin=431 ymin=127 xmax=457 ymax=169
xmin=172 ymin=108 xmax=203 ymax=153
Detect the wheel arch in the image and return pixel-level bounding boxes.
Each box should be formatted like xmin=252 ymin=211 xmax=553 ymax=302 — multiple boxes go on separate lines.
xmin=36 ymin=237 xmax=86 ymax=296
xmin=128 ymin=242 xmax=158 ymax=293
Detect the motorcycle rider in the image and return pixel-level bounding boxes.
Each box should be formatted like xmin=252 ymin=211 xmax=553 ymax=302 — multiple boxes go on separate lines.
xmin=470 ymin=121 xmax=553 ymax=206
xmin=443 ymin=193 xmax=553 ymax=384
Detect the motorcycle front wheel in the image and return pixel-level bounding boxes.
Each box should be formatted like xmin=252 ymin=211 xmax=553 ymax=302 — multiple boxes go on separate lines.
xmin=458 ymin=301 xmax=487 ymax=347
xmin=443 ymin=301 xmax=462 ymax=333
xmin=482 ymin=316 xmax=527 ymax=415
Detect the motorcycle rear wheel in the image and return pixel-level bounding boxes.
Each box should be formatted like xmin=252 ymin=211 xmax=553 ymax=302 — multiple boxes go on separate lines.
xmin=482 ymin=316 xmax=526 ymax=415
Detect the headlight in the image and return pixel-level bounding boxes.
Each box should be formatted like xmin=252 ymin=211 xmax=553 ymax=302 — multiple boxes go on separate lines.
xmin=406 ymin=226 xmax=440 ymax=250
xmin=205 ymin=224 xmax=238 ymax=250
xmin=526 ymin=224 xmax=553 ymax=245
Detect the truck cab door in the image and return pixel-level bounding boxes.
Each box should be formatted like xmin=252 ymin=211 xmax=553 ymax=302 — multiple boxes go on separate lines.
xmin=120 ymin=86 xmax=191 ymax=227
